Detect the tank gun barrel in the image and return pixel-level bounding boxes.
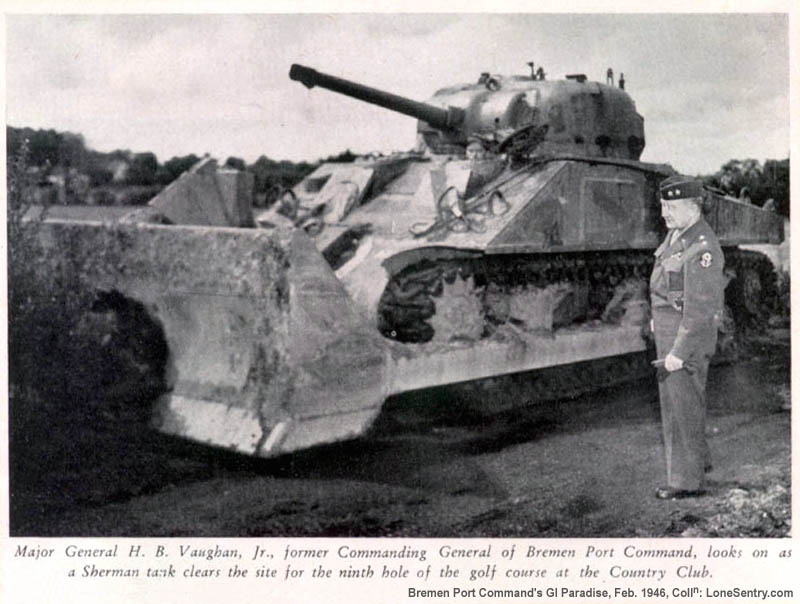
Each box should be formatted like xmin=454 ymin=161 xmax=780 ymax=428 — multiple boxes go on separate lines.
xmin=290 ymin=64 xmax=465 ymax=130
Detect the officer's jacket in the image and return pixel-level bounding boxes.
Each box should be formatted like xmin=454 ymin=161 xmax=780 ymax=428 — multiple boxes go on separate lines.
xmin=649 ymin=217 xmax=725 ymax=360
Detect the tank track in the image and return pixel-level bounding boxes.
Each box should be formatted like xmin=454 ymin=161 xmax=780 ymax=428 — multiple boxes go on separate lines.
xmin=378 ymin=250 xmax=655 ymax=343
xmin=377 ymin=247 xmax=777 ymax=409
xmin=378 ymin=350 xmax=656 ymax=435
xmin=378 ymin=247 xmax=777 ymax=344
xmin=451 ymin=351 xmax=656 ymax=415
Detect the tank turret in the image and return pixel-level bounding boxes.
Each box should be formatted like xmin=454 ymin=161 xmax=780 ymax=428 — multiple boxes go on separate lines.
xmin=290 ymin=63 xmax=645 ymax=160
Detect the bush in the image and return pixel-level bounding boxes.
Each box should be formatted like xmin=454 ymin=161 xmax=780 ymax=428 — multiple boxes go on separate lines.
xmin=7 ymin=141 xmax=162 ymax=404
xmin=7 ymin=138 xmax=88 ymax=433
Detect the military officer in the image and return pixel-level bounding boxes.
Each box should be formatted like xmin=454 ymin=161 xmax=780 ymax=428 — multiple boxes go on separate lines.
xmin=649 ymin=175 xmax=725 ymax=500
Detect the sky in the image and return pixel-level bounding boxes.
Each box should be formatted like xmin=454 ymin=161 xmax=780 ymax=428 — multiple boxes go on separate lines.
xmin=5 ymin=12 xmax=791 ymax=175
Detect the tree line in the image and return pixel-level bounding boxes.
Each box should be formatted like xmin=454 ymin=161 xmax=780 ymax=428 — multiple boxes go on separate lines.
xmin=6 ymin=125 xmax=789 ymax=217
xmin=5 ymin=126 xmax=339 ymax=204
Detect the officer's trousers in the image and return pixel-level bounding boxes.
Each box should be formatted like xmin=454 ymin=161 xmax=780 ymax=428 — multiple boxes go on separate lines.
xmin=652 ymin=307 xmax=715 ymax=491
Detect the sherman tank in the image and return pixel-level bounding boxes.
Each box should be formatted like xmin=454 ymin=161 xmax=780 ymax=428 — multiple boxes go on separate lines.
xmin=22 ymin=63 xmax=783 ymax=457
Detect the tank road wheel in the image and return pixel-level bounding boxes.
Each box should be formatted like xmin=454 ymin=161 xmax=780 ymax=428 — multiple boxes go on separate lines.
xmin=713 ymin=305 xmax=739 ymax=364
xmin=429 ymin=273 xmax=484 ymax=343
xmin=741 ymin=267 xmax=763 ymax=315
xmin=727 ymin=249 xmax=777 ymax=331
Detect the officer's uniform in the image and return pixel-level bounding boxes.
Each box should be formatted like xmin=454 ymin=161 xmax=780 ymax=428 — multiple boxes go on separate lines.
xmin=650 ymin=181 xmax=725 ymax=493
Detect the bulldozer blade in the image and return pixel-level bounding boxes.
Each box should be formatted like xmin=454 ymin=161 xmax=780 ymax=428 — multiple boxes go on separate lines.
xmin=26 ymin=220 xmax=391 ymax=457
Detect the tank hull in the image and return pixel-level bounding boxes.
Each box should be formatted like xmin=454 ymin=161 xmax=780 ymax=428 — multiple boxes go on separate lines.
xmin=14 ymin=64 xmax=785 ymax=457
xmin=23 ymin=153 xmax=781 ymax=456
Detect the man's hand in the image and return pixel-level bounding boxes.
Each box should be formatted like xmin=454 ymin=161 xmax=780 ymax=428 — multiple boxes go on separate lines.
xmin=665 ymin=352 xmax=684 ymax=372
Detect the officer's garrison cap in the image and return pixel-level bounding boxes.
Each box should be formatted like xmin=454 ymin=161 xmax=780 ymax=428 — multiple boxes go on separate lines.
xmin=659 ymin=175 xmax=704 ymax=202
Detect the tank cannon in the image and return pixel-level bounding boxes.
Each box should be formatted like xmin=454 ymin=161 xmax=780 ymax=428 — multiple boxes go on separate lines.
xmin=290 ymin=64 xmax=465 ymax=131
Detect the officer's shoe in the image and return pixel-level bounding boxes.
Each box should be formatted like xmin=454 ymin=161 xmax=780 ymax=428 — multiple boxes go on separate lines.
xmin=654 ymin=486 xmax=706 ymax=500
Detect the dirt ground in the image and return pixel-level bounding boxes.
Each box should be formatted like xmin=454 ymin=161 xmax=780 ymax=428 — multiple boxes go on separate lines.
xmin=9 ymin=329 xmax=790 ymax=538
